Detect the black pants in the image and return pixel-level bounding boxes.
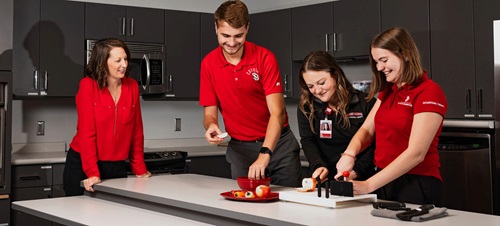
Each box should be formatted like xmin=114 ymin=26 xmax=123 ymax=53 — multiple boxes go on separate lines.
xmin=376 ymin=172 xmax=443 ymax=206
xmin=63 ymin=148 xmax=127 ymax=196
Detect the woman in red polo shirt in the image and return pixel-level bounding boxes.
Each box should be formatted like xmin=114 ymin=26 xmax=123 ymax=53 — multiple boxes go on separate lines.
xmin=63 ymin=38 xmax=151 ymax=196
xmin=335 ymin=27 xmax=448 ymax=206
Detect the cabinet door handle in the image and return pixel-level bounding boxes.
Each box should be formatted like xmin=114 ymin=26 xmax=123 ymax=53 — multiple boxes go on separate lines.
xmin=168 ymin=75 xmax=173 ymax=92
xmin=130 ymin=18 xmax=135 ymax=36
xmin=43 ymin=71 xmax=48 ymax=90
xmin=465 ymin=89 xmax=471 ymax=112
xmin=20 ymin=176 xmax=41 ymax=181
xmin=120 ymin=17 xmax=126 ymax=36
xmin=333 ymin=32 xmax=337 ymax=52
xmin=33 ymin=70 xmax=38 ymax=90
xmin=477 ymin=88 xmax=483 ymax=112
xmin=283 ymin=74 xmax=288 ymax=92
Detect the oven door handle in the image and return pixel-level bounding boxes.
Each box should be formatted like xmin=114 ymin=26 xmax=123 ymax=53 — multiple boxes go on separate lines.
xmin=142 ymin=54 xmax=151 ymax=91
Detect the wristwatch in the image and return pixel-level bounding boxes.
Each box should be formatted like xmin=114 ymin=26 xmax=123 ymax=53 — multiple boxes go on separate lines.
xmin=259 ymin=147 xmax=273 ymax=157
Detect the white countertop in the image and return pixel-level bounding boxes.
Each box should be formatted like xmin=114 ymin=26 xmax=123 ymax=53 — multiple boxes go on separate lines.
xmin=87 ymin=174 xmax=500 ymax=226
xmin=12 ymin=196 xmax=213 ymax=226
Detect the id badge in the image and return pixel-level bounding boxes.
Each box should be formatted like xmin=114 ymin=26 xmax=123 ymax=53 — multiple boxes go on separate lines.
xmin=320 ymin=119 xmax=332 ymax=139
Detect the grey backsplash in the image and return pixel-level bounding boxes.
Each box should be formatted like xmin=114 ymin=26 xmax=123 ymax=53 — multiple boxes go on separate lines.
xmin=11 ymin=99 xmax=300 ymax=146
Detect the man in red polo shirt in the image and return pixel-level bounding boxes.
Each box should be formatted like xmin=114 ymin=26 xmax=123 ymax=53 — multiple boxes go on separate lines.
xmin=199 ymin=0 xmax=301 ymax=187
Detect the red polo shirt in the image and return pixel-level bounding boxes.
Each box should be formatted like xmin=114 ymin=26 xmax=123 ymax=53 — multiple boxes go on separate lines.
xmin=374 ymin=72 xmax=447 ymax=180
xmin=199 ymin=41 xmax=287 ymax=141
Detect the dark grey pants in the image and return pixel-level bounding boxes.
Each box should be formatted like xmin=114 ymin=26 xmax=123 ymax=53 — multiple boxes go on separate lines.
xmin=226 ymin=128 xmax=302 ymax=187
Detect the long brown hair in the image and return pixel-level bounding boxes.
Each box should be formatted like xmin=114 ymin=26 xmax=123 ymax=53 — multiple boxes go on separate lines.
xmin=85 ymin=38 xmax=130 ymax=89
xmin=368 ymin=27 xmax=423 ymax=99
xmin=298 ymin=51 xmax=354 ymax=131
xmin=214 ymin=0 xmax=249 ymax=29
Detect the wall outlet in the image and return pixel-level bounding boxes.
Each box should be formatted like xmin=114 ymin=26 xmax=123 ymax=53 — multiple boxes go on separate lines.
xmin=175 ymin=118 xmax=181 ymax=131
xmin=37 ymin=121 xmax=45 ymax=136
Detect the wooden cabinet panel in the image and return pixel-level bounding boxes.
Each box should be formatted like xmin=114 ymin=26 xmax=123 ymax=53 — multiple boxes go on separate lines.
xmin=381 ymin=0 xmax=430 ymax=72
xmin=164 ymin=10 xmax=200 ymax=99
xmin=85 ymin=3 xmax=165 ymax=44
xmin=248 ymin=9 xmax=294 ymax=98
xmin=291 ymin=2 xmax=333 ymax=61
xmin=13 ymin=0 xmax=84 ymax=97
xmin=430 ymin=0 xmax=476 ymax=119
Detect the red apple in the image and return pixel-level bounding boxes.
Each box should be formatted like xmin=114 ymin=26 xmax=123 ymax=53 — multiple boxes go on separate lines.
xmin=255 ymin=185 xmax=271 ymax=198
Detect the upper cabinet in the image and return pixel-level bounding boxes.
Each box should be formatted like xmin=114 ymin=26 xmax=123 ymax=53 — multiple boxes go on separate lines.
xmin=332 ymin=0 xmax=380 ymax=59
xmin=291 ymin=1 xmax=380 ymax=61
xmin=430 ymin=0 xmax=479 ymax=119
xmin=473 ymin=0 xmax=500 ymax=120
xmin=381 ymin=0 xmax=430 ymax=72
xmin=13 ymin=0 xmax=84 ymax=97
xmin=0 ymin=0 xmax=13 ymax=71
xmin=292 ymin=2 xmax=333 ymax=61
xmin=248 ymin=9 xmax=294 ymax=98
xmin=200 ymin=13 xmax=218 ymax=61
xmin=163 ymin=10 xmax=200 ymax=99
xmin=85 ymin=3 xmax=165 ymax=44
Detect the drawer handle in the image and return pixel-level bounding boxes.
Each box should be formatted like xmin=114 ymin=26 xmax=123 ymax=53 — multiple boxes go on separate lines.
xmin=20 ymin=176 xmax=41 ymax=181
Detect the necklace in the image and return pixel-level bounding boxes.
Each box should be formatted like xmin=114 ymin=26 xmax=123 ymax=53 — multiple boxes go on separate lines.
xmin=108 ymin=87 xmax=121 ymax=104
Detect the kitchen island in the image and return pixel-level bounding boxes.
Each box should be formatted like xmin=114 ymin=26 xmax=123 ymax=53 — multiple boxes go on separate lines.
xmin=12 ymin=174 xmax=500 ymax=226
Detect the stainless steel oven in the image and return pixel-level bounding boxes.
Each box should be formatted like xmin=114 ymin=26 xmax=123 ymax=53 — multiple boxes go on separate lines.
xmin=86 ymin=40 xmax=168 ymax=95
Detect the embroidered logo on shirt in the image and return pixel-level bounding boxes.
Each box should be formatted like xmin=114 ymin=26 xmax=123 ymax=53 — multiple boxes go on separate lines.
xmin=246 ymin=68 xmax=260 ymax=81
xmin=276 ymin=82 xmax=281 ymax=87
xmin=347 ymin=112 xmax=363 ymax=118
xmin=398 ymin=95 xmax=413 ymax=107
xmin=423 ymin=101 xmax=445 ymax=108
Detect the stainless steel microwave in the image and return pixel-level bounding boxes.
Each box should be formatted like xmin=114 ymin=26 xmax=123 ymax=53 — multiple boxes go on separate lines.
xmin=86 ymin=40 xmax=168 ymax=95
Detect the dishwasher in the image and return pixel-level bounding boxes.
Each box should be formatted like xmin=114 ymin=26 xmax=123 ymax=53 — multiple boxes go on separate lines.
xmin=438 ymin=131 xmax=493 ymax=214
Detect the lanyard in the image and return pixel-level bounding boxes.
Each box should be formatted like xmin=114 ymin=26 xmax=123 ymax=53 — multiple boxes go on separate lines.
xmin=324 ymin=107 xmax=333 ymax=120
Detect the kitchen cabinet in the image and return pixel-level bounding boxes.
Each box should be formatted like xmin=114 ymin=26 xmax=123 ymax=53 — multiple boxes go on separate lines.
xmin=200 ymin=13 xmax=218 ymax=61
xmin=11 ymin=163 xmax=65 ymax=226
xmin=0 ymin=197 xmax=9 ymax=225
xmin=13 ymin=0 xmax=84 ymax=97
xmin=292 ymin=2 xmax=333 ymax=61
xmin=85 ymin=3 xmax=165 ymax=44
xmin=164 ymin=10 xmax=200 ymax=99
xmin=332 ymin=0 xmax=380 ymax=59
xmin=381 ymin=0 xmax=431 ymax=72
xmin=291 ymin=1 xmax=380 ymax=61
xmin=473 ymin=0 xmax=500 ymax=120
xmin=430 ymin=0 xmax=480 ymax=119
xmin=0 ymin=0 xmax=13 ymax=71
xmin=247 ymin=9 xmax=295 ymax=98
xmin=186 ymin=156 xmax=231 ymax=179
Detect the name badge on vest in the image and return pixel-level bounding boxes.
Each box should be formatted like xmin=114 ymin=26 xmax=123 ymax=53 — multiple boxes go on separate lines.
xmin=320 ymin=119 xmax=332 ymax=139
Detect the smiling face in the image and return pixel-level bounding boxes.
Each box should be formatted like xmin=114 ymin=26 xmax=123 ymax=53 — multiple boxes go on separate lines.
xmin=106 ymin=47 xmax=128 ymax=82
xmin=216 ymin=21 xmax=248 ymax=58
xmin=302 ymin=70 xmax=337 ymax=104
xmin=371 ymin=47 xmax=404 ymax=86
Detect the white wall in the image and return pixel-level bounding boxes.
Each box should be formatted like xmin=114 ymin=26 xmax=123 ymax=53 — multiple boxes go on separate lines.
xmin=11 ymin=99 xmax=302 ymax=146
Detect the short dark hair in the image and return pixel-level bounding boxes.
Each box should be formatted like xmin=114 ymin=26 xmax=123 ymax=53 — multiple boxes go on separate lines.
xmin=214 ymin=0 xmax=249 ymax=29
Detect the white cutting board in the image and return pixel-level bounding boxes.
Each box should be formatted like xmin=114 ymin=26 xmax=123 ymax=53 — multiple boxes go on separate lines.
xmin=279 ymin=190 xmax=377 ymax=208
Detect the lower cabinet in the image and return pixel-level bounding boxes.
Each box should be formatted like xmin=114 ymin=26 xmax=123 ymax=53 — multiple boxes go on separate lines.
xmin=186 ymin=156 xmax=231 ymax=179
xmin=0 ymin=198 xmax=9 ymax=225
xmin=11 ymin=163 xmax=65 ymax=226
